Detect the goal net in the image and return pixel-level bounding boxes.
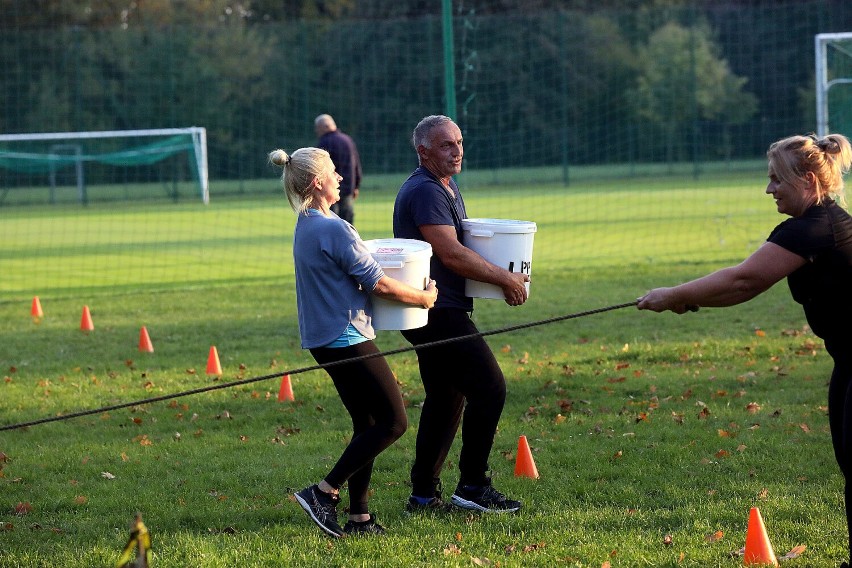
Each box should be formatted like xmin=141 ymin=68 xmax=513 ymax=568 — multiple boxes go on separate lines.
xmin=0 ymin=127 xmax=209 ymax=205
xmin=815 ymin=32 xmax=852 ymax=137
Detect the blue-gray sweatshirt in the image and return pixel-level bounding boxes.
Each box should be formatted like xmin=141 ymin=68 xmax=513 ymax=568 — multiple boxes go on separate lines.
xmin=293 ymin=210 xmax=384 ymax=348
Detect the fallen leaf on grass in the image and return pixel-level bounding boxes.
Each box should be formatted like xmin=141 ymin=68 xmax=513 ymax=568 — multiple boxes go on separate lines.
xmin=101 ymin=472 xmax=116 ymax=479
xmin=731 ymin=546 xmax=746 ymax=558
xmin=208 ymin=526 xmax=237 ymax=535
xmin=780 ymin=544 xmax=806 ymax=560
xmin=522 ymin=542 xmax=546 ymax=552
xmin=443 ymin=544 xmax=462 ymax=555
xmin=746 ymin=402 xmax=761 ymax=413
xmin=705 ymin=530 xmax=724 ymax=543
xmin=132 ymin=435 xmax=153 ymax=446
xmin=663 ymin=533 xmax=673 ymax=546
xmin=471 ymin=556 xmax=492 ymax=566
xmin=13 ymin=502 xmax=32 ymax=516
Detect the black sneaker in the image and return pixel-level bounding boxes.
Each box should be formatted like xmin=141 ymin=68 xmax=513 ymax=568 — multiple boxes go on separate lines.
xmin=405 ymin=494 xmax=454 ymax=512
xmin=343 ymin=515 xmax=386 ymax=536
xmin=406 ymin=480 xmax=454 ymax=512
xmin=451 ymin=480 xmax=522 ymax=513
xmin=294 ymin=485 xmax=344 ymax=538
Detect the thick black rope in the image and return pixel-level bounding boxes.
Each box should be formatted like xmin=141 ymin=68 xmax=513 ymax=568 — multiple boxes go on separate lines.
xmin=0 ymin=300 xmax=638 ymax=432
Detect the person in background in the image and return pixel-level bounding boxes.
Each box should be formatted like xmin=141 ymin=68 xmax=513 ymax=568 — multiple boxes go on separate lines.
xmin=393 ymin=115 xmax=529 ymax=514
xmin=269 ymin=146 xmax=437 ymax=538
xmin=315 ymin=114 xmax=362 ymax=226
xmin=637 ymin=133 xmax=852 ymax=568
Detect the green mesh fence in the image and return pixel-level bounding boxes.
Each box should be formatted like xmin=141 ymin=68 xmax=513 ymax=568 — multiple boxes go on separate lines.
xmin=0 ymin=3 xmax=851 ymax=299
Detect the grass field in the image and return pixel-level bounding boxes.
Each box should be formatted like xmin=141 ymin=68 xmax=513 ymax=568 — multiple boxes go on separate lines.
xmin=0 ymin=171 xmax=847 ymax=567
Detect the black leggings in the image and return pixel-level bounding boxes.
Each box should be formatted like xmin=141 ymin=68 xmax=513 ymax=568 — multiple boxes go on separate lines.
xmin=309 ymin=341 xmax=407 ymax=515
xmin=826 ymin=339 xmax=852 ymax=564
xmin=402 ymin=308 xmax=507 ymax=495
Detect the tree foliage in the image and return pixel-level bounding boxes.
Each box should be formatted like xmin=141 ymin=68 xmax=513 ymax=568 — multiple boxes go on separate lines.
xmin=630 ymin=21 xmax=758 ymax=163
xmin=1 ymin=2 xmax=850 ymax=182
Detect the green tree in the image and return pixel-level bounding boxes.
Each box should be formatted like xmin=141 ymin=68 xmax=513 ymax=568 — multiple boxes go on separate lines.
xmin=629 ymin=21 xmax=757 ymax=165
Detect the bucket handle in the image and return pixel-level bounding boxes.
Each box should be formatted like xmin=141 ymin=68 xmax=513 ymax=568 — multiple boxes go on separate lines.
xmin=379 ymin=261 xmax=406 ymax=269
xmin=468 ymin=229 xmax=494 ymax=238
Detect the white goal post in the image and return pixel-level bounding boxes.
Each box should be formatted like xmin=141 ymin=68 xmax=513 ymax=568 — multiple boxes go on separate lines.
xmin=0 ymin=127 xmax=209 ymax=204
xmin=815 ymin=32 xmax=852 ymax=137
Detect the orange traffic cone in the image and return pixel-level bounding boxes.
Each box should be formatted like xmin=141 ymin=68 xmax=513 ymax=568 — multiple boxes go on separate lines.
xmin=744 ymin=507 xmax=778 ymax=566
xmin=514 ymin=435 xmax=540 ymax=478
xmin=206 ymin=346 xmax=222 ymax=376
xmin=80 ymin=305 xmax=94 ymax=332
xmin=31 ymin=296 xmax=44 ymax=322
xmin=138 ymin=326 xmax=154 ymax=353
xmin=277 ymin=374 xmax=294 ymax=402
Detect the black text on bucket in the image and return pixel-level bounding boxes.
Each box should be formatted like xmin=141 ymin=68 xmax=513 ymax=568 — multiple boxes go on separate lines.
xmin=508 ymin=261 xmax=532 ymax=274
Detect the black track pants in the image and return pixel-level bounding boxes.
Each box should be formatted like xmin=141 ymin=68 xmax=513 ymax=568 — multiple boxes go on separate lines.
xmin=309 ymin=341 xmax=407 ymax=515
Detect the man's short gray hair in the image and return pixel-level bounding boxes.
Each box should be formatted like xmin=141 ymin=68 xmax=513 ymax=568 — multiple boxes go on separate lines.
xmin=412 ymin=115 xmax=454 ymax=150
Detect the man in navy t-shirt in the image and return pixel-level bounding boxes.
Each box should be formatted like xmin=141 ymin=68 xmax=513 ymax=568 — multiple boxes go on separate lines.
xmin=393 ymin=115 xmax=529 ymax=514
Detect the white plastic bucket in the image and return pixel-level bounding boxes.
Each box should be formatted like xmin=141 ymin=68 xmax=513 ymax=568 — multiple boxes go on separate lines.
xmin=462 ymin=218 xmax=537 ymax=300
xmin=364 ymin=238 xmax=432 ymax=330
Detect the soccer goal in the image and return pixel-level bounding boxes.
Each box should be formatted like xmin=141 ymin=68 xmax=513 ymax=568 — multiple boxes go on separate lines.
xmin=815 ymin=32 xmax=852 ymax=137
xmin=0 ymin=127 xmax=209 ymax=205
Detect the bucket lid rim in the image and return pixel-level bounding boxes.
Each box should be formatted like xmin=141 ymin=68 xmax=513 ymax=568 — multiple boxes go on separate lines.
xmin=462 ymin=218 xmax=537 ymax=232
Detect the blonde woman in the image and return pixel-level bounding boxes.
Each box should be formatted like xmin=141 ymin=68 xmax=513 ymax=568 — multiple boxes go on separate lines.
xmin=269 ymin=147 xmax=437 ymax=537
xmin=639 ymin=134 xmax=852 ymax=568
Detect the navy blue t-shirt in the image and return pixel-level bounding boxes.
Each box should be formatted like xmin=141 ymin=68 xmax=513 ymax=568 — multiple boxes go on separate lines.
xmin=767 ymin=200 xmax=852 ymax=342
xmin=393 ymin=167 xmax=472 ymax=311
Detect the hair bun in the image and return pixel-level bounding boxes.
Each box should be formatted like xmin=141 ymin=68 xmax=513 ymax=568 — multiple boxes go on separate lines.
xmin=269 ymin=149 xmax=290 ymax=166
xmin=817 ymin=137 xmax=841 ymax=155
